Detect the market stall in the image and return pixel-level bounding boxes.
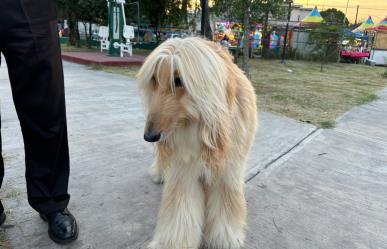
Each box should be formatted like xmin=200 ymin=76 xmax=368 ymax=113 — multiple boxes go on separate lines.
xmin=368 ymin=17 xmax=387 ymax=65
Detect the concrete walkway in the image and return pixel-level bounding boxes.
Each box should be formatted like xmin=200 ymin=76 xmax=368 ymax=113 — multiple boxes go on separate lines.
xmin=245 ymin=89 xmax=387 ymax=249
xmin=0 ymin=60 xmax=386 ymax=249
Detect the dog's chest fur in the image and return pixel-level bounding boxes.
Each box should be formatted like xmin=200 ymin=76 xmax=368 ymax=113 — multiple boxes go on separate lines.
xmin=163 ymin=124 xmax=213 ymax=183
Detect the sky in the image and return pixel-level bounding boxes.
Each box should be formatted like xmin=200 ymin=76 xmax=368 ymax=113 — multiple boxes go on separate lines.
xmin=294 ymin=0 xmax=387 ymax=24
xmin=192 ymin=0 xmax=386 ymax=25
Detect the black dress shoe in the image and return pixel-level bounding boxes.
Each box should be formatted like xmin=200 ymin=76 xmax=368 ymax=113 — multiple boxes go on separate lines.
xmin=40 ymin=208 xmax=78 ymax=244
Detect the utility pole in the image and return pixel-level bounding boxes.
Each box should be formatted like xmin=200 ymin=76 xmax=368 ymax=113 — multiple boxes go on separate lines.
xmin=200 ymin=0 xmax=206 ymax=36
xmin=355 ymin=5 xmax=359 ymax=25
xmin=281 ymin=0 xmax=293 ymax=64
xmin=337 ymin=0 xmax=350 ymax=63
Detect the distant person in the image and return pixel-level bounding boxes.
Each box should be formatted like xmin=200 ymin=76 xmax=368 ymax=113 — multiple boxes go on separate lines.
xmin=221 ymin=34 xmax=230 ymax=47
xmin=0 ymin=0 xmax=78 ymax=244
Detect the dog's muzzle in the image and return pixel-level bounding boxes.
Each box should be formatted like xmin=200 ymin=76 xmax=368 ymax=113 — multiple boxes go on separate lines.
xmin=144 ymin=131 xmax=161 ymax=142
xmin=144 ymin=120 xmax=161 ymax=142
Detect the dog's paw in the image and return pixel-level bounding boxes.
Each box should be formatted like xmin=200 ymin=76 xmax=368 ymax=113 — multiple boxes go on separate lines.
xmin=148 ymin=240 xmax=198 ymax=249
xmin=148 ymin=164 xmax=164 ymax=184
xmin=204 ymin=231 xmax=244 ymax=249
xmin=147 ymin=241 xmax=159 ymax=249
xmin=147 ymin=241 xmax=177 ymax=249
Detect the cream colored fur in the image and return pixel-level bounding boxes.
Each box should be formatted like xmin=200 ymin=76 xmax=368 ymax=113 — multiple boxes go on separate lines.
xmin=137 ymin=37 xmax=257 ymax=249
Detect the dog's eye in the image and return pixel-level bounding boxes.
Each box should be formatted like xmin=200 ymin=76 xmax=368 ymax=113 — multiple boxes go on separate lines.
xmin=151 ymin=76 xmax=157 ymax=87
xmin=174 ymin=77 xmax=183 ymax=88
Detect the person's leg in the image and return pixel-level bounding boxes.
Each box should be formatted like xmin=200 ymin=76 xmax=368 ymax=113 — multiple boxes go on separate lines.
xmin=0 ymin=0 xmax=70 ymax=215
xmin=0 ymin=112 xmax=4 ymax=219
xmin=0 ymin=1 xmax=8 ymax=222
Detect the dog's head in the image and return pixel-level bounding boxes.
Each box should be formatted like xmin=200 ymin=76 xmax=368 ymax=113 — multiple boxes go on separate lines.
xmin=137 ymin=37 xmax=236 ymax=166
xmin=139 ymin=57 xmax=200 ymax=143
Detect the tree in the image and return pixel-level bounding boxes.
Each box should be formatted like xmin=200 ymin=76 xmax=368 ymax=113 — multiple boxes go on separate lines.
xmin=242 ymin=2 xmax=251 ymax=75
xmin=309 ymin=24 xmax=341 ymax=72
xmin=182 ymin=0 xmax=189 ymax=25
xmin=59 ymin=0 xmax=193 ymax=46
xmin=201 ymin=0 xmax=213 ymax=40
xmin=188 ymin=1 xmax=201 ymax=33
xmin=58 ymin=0 xmax=106 ymax=47
xmin=212 ymin=0 xmax=248 ymax=70
xmin=253 ymin=0 xmax=286 ymax=58
xmin=212 ymin=0 xmax=286 ymax=74
xmin=139 ymin=0 xmax=192 ymax=42
xmin=58 ymin=0 xmax=80 ymax=46
xmin=320 ymin=8 xmax=349 ymax=26
xmin=77 ymin=0 xmax=107 ymax=47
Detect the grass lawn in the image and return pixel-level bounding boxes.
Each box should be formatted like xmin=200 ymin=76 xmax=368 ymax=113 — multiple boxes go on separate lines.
xmin=249 ymin=60 xmax=387 ymax=128
xmin=89 ymin=64 xmax=141 ymax=78
xmin=61 ymin=44 xmax=100 ymax=53
xmin=61 ymin=46 xmax=387 ymax=128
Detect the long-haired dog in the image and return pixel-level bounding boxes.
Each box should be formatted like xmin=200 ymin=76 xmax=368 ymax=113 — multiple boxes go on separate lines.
xmin=137 ymin=37 xmax=257 ymax=249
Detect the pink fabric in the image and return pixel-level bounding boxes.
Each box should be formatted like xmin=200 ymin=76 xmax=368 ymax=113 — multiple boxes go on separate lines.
xmin=340 ymin=51 xmax=370 ymax=59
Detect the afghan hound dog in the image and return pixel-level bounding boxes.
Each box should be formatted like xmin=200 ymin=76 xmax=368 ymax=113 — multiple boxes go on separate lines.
xmin=137 ymin=37 xmax=257 ymax=249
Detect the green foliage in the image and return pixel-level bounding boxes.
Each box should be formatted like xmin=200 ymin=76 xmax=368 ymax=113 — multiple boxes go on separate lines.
xmin=58 ymin=0 xmax=107 ymax=47
xmin=212 ymin=0 xmax=286 ymax=62
xmin=212 ymin=0 xmax=285 ymax=24
xmin=59 ymin=0 xmax=107 ymax=24
xmin=319 ymin=121 xmax=335 ymax=129
xmin=309 ymin=24 xmax=341 ymax=49
xmin=308 ymin=24 xmax=341 ymax=63
xmin=308 ymin=23 xmax=347 ymax=70
xmin=320 ymin=8 xmax=349 ymax=26
xmin=59 ymin=0 xmax=191 ymax=39
xmin=356 ymin=94 xmax=378 ymax=105
xmin=138 ymin=0 xmax=191 ymax=30
xmin=79 ymin=0 xmax=107 ymax=24
xmin=139 ymin=0 xmax=167 ymax=28
xmin=252 ymin=0 xmax=287 ymax=23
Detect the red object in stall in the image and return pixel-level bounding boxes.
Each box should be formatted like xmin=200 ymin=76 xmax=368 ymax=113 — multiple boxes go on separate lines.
xmin=340 ymin=51 xmax=370 ymax=59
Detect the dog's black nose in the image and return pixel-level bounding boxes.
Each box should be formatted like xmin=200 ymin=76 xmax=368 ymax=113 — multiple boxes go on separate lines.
xmin=144 ymin=132 xmax=161 ymax=142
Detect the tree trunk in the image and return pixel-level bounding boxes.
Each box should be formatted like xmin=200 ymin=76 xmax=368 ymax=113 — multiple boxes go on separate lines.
xmin=320 ymin=46 xmax=328 ymax=72
xmin=75 ymin=21 xmax=80 ymax=47
xmin=88 ymin=21 xmax=93 ymax=48
xmin=203 ymin=1 xmax=212 ymax=40
xmin=83 ymin=22 xmax=89 ymax=48
xmin=242 ymin=4 xmax=250 ymax=76
xmin=68 ymin=13 xmax=78 ymax=46
xmin=155 ymin=21 xmax=161 ymax=45
xmin=261 ymin=11 xmax=270 ymax=58
xmin=182 ymin=0 xmax=188 ymax=26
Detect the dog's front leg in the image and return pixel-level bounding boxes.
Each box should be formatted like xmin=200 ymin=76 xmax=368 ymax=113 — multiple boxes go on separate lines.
xmin=148 ymin=156 xmax=164 ymax=184
xmin=149 ymin=166 xmax=204 ymax=249
xmin=204 ymin=174 xmax=246 ymax=249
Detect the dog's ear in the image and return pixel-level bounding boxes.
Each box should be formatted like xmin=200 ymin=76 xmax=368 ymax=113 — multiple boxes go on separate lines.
xmin=200 ymin=118 xmax=231 ymax=171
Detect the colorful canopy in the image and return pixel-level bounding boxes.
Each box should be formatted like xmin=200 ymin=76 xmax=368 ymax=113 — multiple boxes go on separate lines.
xmin=352 ymin=16 xmax=374 ymax=32
xmin=373 ymin=17 xmax=387 ymax=31
xmin=301 ymin=7 xmax=324 ymax=24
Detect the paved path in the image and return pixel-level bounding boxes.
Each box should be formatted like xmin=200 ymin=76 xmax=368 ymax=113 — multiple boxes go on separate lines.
xmin=0 ymin=59 xmax=386 ymax=249
xmin=245 ymin=88 xmax=387 ymax=249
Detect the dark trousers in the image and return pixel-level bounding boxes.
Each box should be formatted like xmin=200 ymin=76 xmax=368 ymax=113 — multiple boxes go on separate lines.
xmin=0 ymin=0 xmax=70 ymax=215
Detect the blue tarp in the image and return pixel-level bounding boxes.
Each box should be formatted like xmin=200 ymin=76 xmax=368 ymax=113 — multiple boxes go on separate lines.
xmin=344 ymin=29 xmax=368 ymax=40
